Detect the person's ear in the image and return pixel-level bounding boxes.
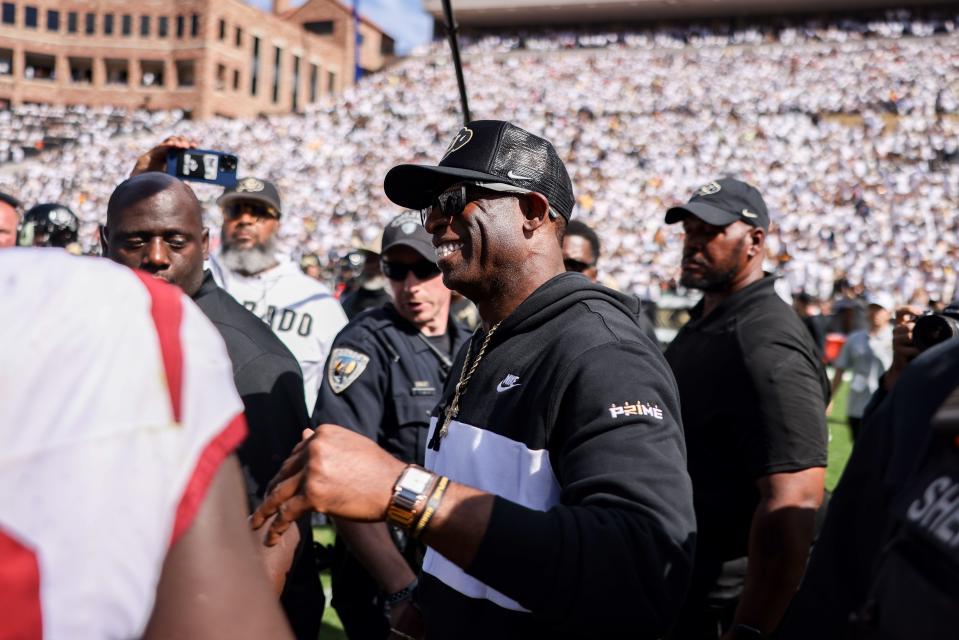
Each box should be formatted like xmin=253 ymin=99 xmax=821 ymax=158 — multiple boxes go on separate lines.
xmin=747 ymin=226 xmax=765 ymax=259
xmin=202 ymin=227 xmax=210 ymax=260
xmin=99 ymin=225 xmax=110 ymax=255
xmin=520 ymin=192 xmax=551 ymax=234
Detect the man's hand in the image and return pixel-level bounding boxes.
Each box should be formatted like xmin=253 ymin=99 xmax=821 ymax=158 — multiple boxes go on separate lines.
xmin=884 ymin=305 xmax=923 ymax=391
xmin=251 ymin=426 xmax=406 ymax=546
xmin=131 ymin=136 xmax=197 ymax=177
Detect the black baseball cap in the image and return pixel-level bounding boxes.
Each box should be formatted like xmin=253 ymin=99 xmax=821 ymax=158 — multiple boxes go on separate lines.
xmin=217 ymin=176 xmax=282 ymax=217
xmin=0 ymin=191 xmax=20 ymax=209
xmin=665 ymin=177 xmax=769 ymax=230
xmin=384 ymin=120 xmax=575 ymax=221
xmin=381 ymin=211 xmax=437 ymax=264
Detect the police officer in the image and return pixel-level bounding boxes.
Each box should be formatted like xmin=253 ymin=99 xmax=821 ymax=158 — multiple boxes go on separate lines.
xmin=313 ymin=211 xmax=467 ymax=639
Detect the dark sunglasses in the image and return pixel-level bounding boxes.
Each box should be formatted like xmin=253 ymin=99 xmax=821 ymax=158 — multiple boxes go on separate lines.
xmin=564 ymin=258 xmax=595 ymax=273
xmin=381 ymin=259 xmax=441 ymax=281
xmin=224 ymin=202 xmax=279 ymax=219
xmin=420 ymin=184 xmax=531 ymax=225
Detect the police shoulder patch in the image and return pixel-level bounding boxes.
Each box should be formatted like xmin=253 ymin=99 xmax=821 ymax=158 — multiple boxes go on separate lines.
xmin=328 ymin=348 xmax=370 ymax=394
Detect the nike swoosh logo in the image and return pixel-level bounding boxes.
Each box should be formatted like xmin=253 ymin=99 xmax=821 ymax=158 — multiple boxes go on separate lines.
xmin=741 ymin=209 xmax=758 ymax=218
xmin=496 ymin=381 xmax=521 ymax=392
xmin=507 ymin=170 xmax=534 ymax=181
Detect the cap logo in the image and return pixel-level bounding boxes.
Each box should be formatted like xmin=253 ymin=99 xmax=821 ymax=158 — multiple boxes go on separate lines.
xmin=443 ymin=127 xmax=473 ymax=159
xmin=507 ymin=170 xmax=535 ymax=181
xmin=237 ymin=177 xmax=265 ymax=193
xmin=741 ymin=209 xmax=758 ymax=219
xmin=401 ymin=222 xmax=417 ymax=235
xmin=696 ymin=182 xmax=721 ymax=197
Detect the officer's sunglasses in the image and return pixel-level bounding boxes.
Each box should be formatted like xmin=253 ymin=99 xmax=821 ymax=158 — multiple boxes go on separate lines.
xmin=381 ymin=259 xmax=442 ymax=281
xmin=419 ymin=183 xmax=556 ymax=226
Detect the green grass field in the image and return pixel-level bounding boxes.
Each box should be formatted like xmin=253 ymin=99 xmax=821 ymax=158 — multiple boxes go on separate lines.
xmin=312 ymin=380 xmax=855 ymax=639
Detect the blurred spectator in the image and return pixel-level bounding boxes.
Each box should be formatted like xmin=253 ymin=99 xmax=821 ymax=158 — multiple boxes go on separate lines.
xmin=0 ymin=191 xmax=20 ymax=248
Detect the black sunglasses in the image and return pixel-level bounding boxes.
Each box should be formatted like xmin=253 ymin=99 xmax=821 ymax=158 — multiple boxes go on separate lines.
xmin=564 ymin=258 xmax=595 ymax=273
xmin=381 ymin=259 xmax=441 ymax=281
xmin=420 ymin=184 xmax=528 ymax=225
xmin=224 ymin=202 xmax=278 ymax=219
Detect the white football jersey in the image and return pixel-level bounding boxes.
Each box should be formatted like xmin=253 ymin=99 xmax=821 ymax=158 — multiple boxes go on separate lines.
xmin=0 ymin=249 xmax=246 ymax=640
xmin=209 ymin=254 xmax=348 ymax=412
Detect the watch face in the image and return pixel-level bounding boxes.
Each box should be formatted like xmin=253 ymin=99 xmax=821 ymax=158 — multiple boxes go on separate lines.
xmin=403 ymin=467 xmax=433 ymax=494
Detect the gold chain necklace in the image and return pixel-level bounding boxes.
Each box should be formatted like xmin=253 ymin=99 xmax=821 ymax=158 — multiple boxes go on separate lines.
xmin=431 ymin=321 xmax=502 ymax=449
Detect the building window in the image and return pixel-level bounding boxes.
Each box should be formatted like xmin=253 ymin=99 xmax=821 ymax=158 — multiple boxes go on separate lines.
xmin=271 ymin=46 xmax=282 ymax=104
xmin=218 ymin=19 xmax=225 ymax=40
xmin=215 ymin=63 xmax=226 ymax=91
xmin=0 ymin=49 xmax=13 ymax=75
xmin=67 ymin=11 xmax=77 ymax=33
xmin=47 ymin=9 xmax=59 ymax=31
xmin=190 ymin=13 xmax=198 ymax=37
xmin=140 ymin=15 xmax=150 ymax=36
xmin=309 ymin=63 xmax=318 ymax=103
xmin=85 ymin=13 xmax=95 ymax=35
xmin=122 ymin=14 xmax=131 ymax=36
xmin=140 ymin=59 xmax=164 ymax=87
xmin=176 ymin=59 xmax=195 ymax=87
xmin=304 ymin=21 xmax=334 ymax=36
xmin=235 ymin=26 xmax=242 ymax=47
xmin=105 ymin=58 xmax=129 ymax=85
xmin=291 ymin=55 xmax=300 ymax=111
xmin=327 ymin=70 xmax=336 ymax=95
xmin=68 ymin=56 xmax=93 ymax=83
xmin=25 ymin=6 xmax=38 ymax=28
xmin=158 ymin=16 xmax=168 ymax=37
xmin=24 ymin=52 xmax=56 ymax=80
xmin=250 ymin=36 xmax=260 ymax=96
xmin=2 ymin=3 xmax=15 ymax=25
xmin=175 ymin=15 xmax=184 ymax=38
xmin=103 ymin=13 xmax=113 ymax=35
xmin=233 ymin=68 xmax=240 ymax=90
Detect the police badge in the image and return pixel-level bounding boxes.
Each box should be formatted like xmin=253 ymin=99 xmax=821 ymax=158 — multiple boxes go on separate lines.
xmin=328 ymin=348 xmax=370 ymax=394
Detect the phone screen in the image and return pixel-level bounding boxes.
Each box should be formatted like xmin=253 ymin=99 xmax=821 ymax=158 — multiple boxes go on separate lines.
xmin=176 ymin=151 xmax=238 ymax=182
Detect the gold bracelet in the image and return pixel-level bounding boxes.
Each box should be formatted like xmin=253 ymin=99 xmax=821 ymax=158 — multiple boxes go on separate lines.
xmin=412 ymin=475 xmax=449 ymax=539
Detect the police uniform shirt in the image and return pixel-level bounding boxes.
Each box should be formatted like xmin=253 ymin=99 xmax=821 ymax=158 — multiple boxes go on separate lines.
xmin=664 ymin=275 xmax=829 ymax=600
xmin=312 ymin=304 xmax=467 ymax=466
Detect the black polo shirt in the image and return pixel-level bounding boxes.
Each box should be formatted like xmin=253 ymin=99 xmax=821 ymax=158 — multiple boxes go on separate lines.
xmin=665 ymin=275 xmax=828 ymax=603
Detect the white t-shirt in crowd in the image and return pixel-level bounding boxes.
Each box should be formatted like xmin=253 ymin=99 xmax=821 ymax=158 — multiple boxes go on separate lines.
xmin=210 ymin=254 xmax=348 ymax=412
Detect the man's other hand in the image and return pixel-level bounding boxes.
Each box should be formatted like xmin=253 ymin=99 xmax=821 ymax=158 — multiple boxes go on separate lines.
xmin=131 ymin=136 xmax=197 ymax=177
xmin=251 ymin=425 xmax=406 ymax=546
xmin=884 ymin=305 xmax=923 ymax=391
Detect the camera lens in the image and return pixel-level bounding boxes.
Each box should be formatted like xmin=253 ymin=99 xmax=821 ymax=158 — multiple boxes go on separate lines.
xmin=914 ymin=314 xmax=959 ymax=352
xmin=220 ymin=155 xmax=237 ymax=171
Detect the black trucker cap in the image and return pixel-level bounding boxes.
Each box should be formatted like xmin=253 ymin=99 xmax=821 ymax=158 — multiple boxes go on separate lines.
xmin=665 ymin=177 xmax=769 ymax=230
xmin=384 ymin=120 xmax=575 ymax=221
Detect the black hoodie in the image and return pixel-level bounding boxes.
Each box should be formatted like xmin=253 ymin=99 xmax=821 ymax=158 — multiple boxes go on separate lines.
xmin=420 ymin=272 xmax=696 ymax=639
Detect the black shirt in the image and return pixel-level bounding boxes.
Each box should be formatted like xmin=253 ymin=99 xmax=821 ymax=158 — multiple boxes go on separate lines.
xmin=420 ymin=273 xmax=695 ymax=639
xmin=664 ymin=275 xmax=828 ymax=605
xmin=192 ymin=270 xmax=309 ymax=499
xmin=777 ymin=336 xmax=959 ymax=639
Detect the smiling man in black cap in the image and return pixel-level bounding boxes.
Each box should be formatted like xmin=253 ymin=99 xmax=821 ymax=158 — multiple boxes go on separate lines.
xmin=254 ymin=120 xmax=695 ymax=639
xmin=663 ymin=178 xmax=829 ymax=640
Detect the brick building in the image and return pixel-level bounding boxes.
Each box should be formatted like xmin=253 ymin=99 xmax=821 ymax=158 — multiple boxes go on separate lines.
xmin=0 ymin=0 xmax=395 ymax=118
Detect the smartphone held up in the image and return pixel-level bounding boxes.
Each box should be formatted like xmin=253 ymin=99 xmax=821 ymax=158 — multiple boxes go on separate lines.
xmin=166 ymin=148 xmax=239 ymax=188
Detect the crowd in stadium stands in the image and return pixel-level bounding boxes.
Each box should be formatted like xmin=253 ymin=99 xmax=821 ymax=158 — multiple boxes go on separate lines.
xmin=2 ymin=8 xmax=958 ymax=309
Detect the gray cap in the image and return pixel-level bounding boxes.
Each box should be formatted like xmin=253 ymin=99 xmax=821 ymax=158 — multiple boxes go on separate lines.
xmin=381 ymin=211 xmax=436 ymax=264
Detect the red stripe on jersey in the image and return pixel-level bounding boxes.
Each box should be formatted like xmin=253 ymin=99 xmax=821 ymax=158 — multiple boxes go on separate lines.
xmin=0 ymin=528 xmax=42 ymax=640
xmin=170 ymin=413 xmax=248 ymax=546
xmin=134 ymin=273 xmax=184 ymax=423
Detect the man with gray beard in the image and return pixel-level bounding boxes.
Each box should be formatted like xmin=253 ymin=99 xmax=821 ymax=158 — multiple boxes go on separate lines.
xmin=210 ymin=176 xmax=348 ymax=413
